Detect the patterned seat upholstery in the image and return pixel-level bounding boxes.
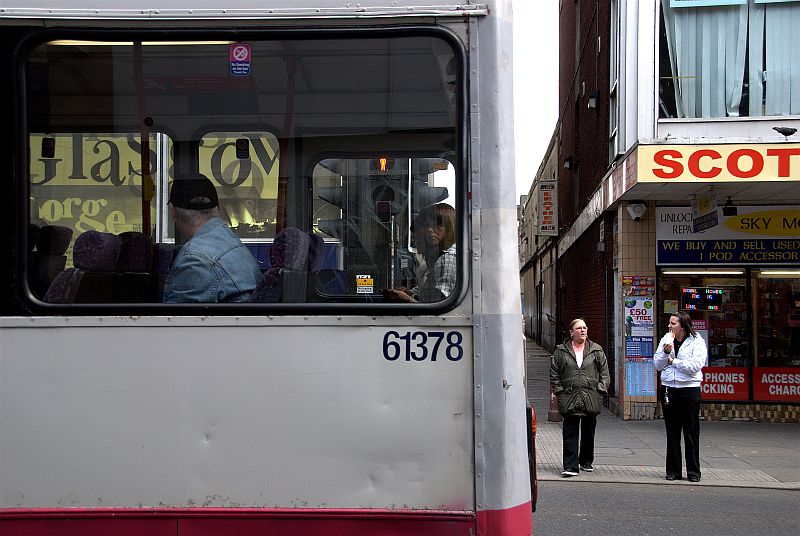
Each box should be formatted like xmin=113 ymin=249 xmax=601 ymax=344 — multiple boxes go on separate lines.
xmin=44 ymin=231 xmax=121 ymax=304
xmin=116 ymin=231 xmax=153 ymax=273
xmin=114 ymin=231 xmax=154 ymax=302
xmin=250 ymin=227 xmax=310 ymax=303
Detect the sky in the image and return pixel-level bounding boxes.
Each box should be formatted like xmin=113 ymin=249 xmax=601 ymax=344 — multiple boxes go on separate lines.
xmin=512 ymin=1 xmax=560 ymax=200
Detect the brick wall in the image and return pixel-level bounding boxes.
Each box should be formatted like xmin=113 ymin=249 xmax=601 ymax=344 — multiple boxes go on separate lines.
xmin=701 ymin=404 xmax=800 ymax=423
xmin=558 ymin=213 xmax=616 ymax=394
xmin=611 ymin=401 xmax=799 ymax=422
xmin=557 ymin=0 xmax=611 ymax=229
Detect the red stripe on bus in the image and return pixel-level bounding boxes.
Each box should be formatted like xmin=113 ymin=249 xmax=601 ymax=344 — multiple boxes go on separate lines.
xmin=0 ymin=508 xmax=476 ymax=535
xmin=477 ymin=501 xmax=533 ymax=535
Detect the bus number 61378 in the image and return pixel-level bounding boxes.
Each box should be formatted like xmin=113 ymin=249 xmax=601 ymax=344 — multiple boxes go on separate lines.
xmin=382 ymin=331 xmax=464 ymax=362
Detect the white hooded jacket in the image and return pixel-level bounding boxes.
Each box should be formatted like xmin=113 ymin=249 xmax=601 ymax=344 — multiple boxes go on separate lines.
xmin=653 ymin=332 xmax=707 ymax=388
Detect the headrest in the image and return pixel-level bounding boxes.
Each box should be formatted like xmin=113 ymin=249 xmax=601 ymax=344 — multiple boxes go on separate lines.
xmin=249 ymin=268 xmax=282 ymax=303
xmin=307 ymin=233 xmax=325 ymax=272
xmin=116 ymin=231 xmax=153 ymax=272
xmin=269 ymin=227 xmax=310 ymax=271
xmin=36 ymin=225 xmax=73 ymax=256
xmin=73 ymin=231 xmax=121 ymax=272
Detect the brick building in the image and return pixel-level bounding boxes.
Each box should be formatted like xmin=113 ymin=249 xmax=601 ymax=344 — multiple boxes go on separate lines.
xmin=520 ymin=0 xmax=800 ymax=421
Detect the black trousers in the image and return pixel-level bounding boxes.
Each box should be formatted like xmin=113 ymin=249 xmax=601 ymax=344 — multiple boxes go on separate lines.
xmin=662 ymin=386 xmax=701 ymax=479
xmin=562 ymin=414 xmax=597 ymax=470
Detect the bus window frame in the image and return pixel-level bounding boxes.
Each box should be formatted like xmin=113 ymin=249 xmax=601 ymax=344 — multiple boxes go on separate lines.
xmin=14 ymin=25 xmax=469 ymax=316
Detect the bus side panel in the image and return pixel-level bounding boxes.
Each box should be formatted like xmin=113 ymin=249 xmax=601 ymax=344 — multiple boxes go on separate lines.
xmin=0 ymin=510 xmax=476 ymax=535
xmin=0 ymin=323 xmax=473 ymax=510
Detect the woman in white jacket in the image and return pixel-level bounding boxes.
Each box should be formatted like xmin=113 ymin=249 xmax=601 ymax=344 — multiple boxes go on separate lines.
xmin=653 ymin=311 xmax=707 ymax=482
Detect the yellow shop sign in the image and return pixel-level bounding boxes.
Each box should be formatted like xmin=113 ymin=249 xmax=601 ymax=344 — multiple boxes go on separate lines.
xmin=723 ymin=208 xmax=800 ymax=236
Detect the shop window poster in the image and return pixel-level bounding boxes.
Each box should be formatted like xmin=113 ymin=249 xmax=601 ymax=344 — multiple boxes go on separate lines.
xmin=625 ymin=297 xmax=654 ymax=337
xmin=624 ymin=296 xmax=658 ymax=396
xmin=626 ymin=359 xmax=657 ymax=397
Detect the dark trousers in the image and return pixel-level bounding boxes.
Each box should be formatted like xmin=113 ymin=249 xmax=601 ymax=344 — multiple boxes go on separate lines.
xmin=662 ymin=386 xmax=701 ymax=479
xmin=562 ymin=414 xmax=597 ymax=470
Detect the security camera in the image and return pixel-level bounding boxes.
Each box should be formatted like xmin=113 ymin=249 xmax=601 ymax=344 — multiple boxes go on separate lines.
xmin=626 ymin=203 xmax=647 ymax=222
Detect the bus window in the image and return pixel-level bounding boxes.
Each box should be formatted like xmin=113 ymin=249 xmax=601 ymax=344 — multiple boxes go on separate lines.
xmin=22 ymin=33 xmax=462 ymax=308
xmin=312 ymin=158 xmax=456 ymax=303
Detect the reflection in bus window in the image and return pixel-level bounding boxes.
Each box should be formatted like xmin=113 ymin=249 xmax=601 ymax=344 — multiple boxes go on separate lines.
xmin=196 ymin=132 xmax=280 ymax=241
xmin=24 ymin=35 xmax=461 ymax=307
xmin=29 ymin=133 xmax=167 ymax=255
xmin=29 ymin=132 xmax=168 ymax=301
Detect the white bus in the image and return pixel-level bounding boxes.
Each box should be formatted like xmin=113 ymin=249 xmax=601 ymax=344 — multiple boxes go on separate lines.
xmin=0 ymin=2 xmax=535 ymax=534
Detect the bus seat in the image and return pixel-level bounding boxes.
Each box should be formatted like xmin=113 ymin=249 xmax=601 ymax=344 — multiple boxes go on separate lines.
xmin=116 ymin=231 xmax=152 ymax=272
xmin=250 ymin=227 xmax=309 ymax=303
xmin=30 ymin=224 xmax=73 ymax=298
xmin=44 ymin=231 xmax=121 ymax=303
xmin=114 ymin=231 xmax=154 ymax=303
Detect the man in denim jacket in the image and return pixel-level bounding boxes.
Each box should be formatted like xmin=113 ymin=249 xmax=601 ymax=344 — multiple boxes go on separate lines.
xmin=163 ymin=175 xmax=262 ymax=303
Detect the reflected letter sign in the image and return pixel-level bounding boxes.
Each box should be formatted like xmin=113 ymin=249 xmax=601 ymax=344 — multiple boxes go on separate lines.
xmin=536 ymin=181 xmax=558 ymax=236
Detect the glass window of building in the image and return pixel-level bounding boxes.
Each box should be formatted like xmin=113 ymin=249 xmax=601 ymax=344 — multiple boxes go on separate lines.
xmin=659 ymin=0 xmax=800 ymax=118
xmin=659 ymin=269 xmax=749 ymax=367
xmin=752 ymin=270 xmax=800 ymax=368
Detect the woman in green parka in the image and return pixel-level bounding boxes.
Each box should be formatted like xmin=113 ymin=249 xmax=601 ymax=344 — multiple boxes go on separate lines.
xmin=550 ymin=318 xmax=610 ymax=477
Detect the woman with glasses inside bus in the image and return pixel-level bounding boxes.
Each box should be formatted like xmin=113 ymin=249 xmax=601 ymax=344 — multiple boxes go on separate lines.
xmin=654 ymin=311 xmax=707 ymax=483
xmin=383 ymin=203 xmax=456 ymax=303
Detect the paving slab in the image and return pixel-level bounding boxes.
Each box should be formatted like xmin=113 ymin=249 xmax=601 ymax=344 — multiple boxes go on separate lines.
xmin=525 ymin=338 xmax=800 ymax=490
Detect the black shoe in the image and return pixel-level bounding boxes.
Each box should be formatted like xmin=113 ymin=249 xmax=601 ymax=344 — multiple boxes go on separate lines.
xmin=561 ymin=468 xmax=579 ymax=477
xmin=665 ymin=474 xmax=681 ymax=481
xmin=580 ymin=463 xmax=594 ymax=472
xmin=688 ymin=474 xmax=700 ymax=483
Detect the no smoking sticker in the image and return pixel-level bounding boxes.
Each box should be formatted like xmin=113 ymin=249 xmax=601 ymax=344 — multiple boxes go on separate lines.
xmin=230 ymin=44 xmax=251 ymax=76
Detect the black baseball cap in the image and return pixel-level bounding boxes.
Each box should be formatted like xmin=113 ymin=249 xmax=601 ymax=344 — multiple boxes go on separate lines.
xmin=168 ymin=175 xmax=219 ymax=210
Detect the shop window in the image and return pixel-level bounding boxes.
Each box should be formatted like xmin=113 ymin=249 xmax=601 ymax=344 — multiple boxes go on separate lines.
xmin=659 ymin=268 xmax=800 ymax=403
xmin=752 ymin=270 xmax=800 ymax=368
xmin=659 ymin=269 xmax=751 ymax=402
xmin=659 ymin=270 xmax=749 ymax=367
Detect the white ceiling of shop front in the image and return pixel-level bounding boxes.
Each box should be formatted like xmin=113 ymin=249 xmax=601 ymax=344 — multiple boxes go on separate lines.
xmin=621 ymin=180 xmax=800 ymax=204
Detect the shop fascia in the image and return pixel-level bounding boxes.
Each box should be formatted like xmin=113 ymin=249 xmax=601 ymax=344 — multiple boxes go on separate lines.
xmin=638 ymin=143 xmax=800 ymax=182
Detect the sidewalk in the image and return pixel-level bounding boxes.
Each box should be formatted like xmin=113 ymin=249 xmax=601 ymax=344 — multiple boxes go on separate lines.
xmin=525 ymin=338 xmax=800 ymax=490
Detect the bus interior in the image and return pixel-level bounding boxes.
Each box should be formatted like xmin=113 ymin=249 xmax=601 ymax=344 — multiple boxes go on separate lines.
xmin=21 ymin=30 xmax=463 ymax=307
